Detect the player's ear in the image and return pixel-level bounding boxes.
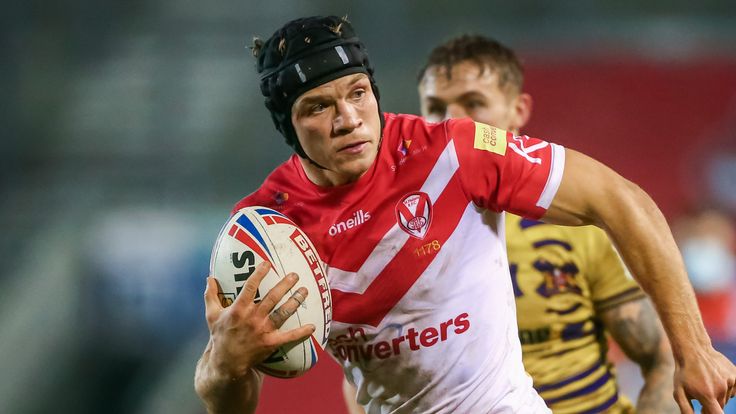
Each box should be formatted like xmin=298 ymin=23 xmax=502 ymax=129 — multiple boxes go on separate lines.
xmin=510 ymin=92 xmax=533 ymax=131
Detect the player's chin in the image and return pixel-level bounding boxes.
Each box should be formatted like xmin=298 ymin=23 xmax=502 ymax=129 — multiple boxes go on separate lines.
xmin=335 ymin=158 xmax=372 ymax=180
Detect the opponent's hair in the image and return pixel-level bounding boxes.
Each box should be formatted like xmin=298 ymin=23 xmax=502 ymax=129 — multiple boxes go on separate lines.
xmin=418 ymin=34 xmax=524 ymax=96
xmin=253 ymin=15 xmax=382 ymax=159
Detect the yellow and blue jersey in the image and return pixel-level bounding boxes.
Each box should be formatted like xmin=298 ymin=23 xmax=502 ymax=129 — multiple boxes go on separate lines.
xmin=506 ymin=213 xmax=645 ymax=413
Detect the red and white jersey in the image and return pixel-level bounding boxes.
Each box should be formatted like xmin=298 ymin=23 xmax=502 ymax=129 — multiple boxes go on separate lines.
xmin=235 ymin=113 xmax=564 ymax=413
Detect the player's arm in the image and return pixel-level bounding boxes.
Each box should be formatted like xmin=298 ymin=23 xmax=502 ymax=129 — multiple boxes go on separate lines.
xmin=542 ymin=148 xmax=736 ymax=413
xmin=194 ymin=262 xmax=315 ymax=414
xmin=599 ymin=298 xmax=678 ymax=413
xmin=342 ymin=377 xmax=366 ymax=414
xmin=195 ymin=339 xmax=264 ymax=414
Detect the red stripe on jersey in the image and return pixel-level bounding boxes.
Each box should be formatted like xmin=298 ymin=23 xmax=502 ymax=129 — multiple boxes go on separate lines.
xmin=263 ymin=216 xmax=275 ymax=225
xmin=228 ymin=224 xmax=238 ymax=237
xmin=331 ymin=173 xmax=468 ymax=326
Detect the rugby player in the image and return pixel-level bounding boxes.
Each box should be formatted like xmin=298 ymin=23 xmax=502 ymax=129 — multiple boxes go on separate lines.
xmin=416 ymin=34 xmax=679 ymax=413
xmin=195 ymin=16 xmax=736 ymax=414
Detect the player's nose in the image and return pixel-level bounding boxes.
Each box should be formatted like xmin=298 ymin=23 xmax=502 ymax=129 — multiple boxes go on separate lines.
xmin=333 ymin=100 xmax=361 ymax=134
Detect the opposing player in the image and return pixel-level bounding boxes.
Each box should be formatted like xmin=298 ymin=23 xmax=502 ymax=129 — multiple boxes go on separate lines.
xmin=416 ymin=34 xmax=679 ymax=413
xmin=194 ymin=16 xmax=736 ymax=414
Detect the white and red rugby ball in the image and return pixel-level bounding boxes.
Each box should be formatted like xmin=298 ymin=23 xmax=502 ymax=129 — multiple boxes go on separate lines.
xmin=210 ymin=206 xmax=332 ymax=378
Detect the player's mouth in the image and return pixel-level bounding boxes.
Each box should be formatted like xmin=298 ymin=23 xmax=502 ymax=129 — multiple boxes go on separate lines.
xmin=338 ymin=141 xmax=369 ymax=155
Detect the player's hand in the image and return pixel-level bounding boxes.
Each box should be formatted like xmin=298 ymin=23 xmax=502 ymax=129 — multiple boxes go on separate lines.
xmin=673 ymin=347 xmax=736 ymax=414
xmin=203 ymin=262 xmax=315 ymax=380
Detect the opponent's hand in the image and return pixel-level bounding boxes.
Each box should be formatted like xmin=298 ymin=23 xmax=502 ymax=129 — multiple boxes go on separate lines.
xmin=673 ymin=347 xmax=736 ymax=414
xmin=203 ymin=262 xmax=315 ymax=380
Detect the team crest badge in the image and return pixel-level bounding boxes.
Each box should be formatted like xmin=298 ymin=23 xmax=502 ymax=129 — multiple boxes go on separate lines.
xmin=395 ymin=192 xmax=433 ymax=239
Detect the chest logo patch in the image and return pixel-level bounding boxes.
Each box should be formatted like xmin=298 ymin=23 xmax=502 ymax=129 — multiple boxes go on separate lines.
xmin=395 ymin=191 xmax=433 ymax=239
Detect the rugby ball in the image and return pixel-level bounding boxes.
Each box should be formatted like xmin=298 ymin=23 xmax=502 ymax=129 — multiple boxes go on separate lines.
xmin=209 ymin=206 xmax=332 ymax=378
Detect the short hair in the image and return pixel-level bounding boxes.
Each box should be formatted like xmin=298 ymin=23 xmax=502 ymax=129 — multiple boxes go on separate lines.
xmin=418 ymin=34 xmax=524 ymax=95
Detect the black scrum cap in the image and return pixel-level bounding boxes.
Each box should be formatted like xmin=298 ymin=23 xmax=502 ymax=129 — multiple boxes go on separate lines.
xmin=256 ymin=16 xmax=382 ymax=158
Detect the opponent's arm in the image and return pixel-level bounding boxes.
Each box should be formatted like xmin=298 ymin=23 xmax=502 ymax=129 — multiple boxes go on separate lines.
xmin=194 ymin=262 xmax=315 ymax=414
xmin=542 ymin=149 xmax=736 ymax=413
xmin=342 ymin=377 xmax=366 ymax=414
xmin=599 ymin=298 xmax=678 ymax=413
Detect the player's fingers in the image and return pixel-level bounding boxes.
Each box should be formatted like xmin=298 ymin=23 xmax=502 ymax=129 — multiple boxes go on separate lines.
xmin=674 ymin=387 xmax=694 ymax=414
xmin=716 ymin=380 xmax=731 ymax=408
xmin=721 ymin=387 xmax=729 ymax=409
xmin=271 ymin=324 xmax=316 ymax=346
xmin=266 ymin=287 xmax=308 ymax=329
xmin=204 ymin=277 xmax=223 ymax=325
xmin=234 ymin=261 xmax=271 ymax=306
xmin=727 ymin=376 xmax=736 ymax=401
xmin=699 ymin=397 xmax=724 ymax=414
xmin=257 ymin=272 xmax=299 ymax=317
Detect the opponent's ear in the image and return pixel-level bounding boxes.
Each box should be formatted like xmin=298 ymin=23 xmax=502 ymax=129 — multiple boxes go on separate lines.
xmin=509 ymin=92 xmax=533 ymax=132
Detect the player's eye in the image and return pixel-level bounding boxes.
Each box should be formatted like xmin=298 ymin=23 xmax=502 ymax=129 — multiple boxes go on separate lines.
xmin=352 ymin=88 xmax=366 ymax=100
xmin=310 ymin=103 xmax=327 ymax=114
xmin=423 ymin=104 xmax=445 ymax=122
xmin=427 ymin=104 xmax=445 ymax=115
xmin=465 ymin=100 xmax=485 ymax=110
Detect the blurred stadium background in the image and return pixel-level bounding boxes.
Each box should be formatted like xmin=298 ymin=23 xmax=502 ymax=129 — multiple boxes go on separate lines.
xmin=2 ymin=1 xmax=736 ymax=413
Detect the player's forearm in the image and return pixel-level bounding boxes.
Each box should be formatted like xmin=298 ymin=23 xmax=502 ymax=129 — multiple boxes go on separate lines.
xmin=635 ymin=325 xmax=678 ymax=414
xmin=600 ymin=298 xmax=678 ymax=413
xmin=637 ymin=360 xmax=679 ymax=414
xmin=194 ymin=339 xmax=262 ymax=414
xmin=596 ymin=181 xmax=711 ymax=359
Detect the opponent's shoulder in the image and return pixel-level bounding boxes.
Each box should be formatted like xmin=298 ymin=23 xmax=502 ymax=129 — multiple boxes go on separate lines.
xmin=505 ymin=213 xmax=541 ymax=231
xmin=505 ymin=213 xmax=569 ymax=240
xmin=506 ymin=213 xmax=606 ymax=241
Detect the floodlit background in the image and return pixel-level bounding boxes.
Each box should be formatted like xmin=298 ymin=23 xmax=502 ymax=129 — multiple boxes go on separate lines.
xmin=2 ymin=1 xmax=736 ymax=413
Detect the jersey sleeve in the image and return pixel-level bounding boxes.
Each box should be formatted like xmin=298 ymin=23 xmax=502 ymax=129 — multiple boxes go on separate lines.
xmin=584 ymin=226 xmax=645 ymax=311
xmin=446 ymin=118 xmax=565 ymax=219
